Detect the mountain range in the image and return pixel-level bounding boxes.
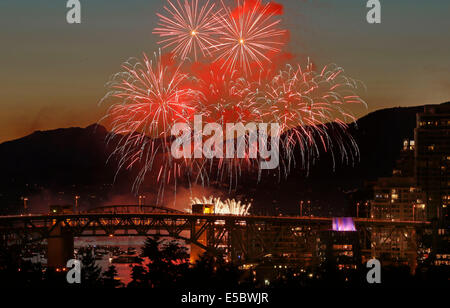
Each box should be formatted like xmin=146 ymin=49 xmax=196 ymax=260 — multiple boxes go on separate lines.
xmin=1 ymin=102 xmax=448 ymax=214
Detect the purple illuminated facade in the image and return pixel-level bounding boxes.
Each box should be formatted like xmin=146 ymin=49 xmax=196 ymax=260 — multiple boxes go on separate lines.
xmin=332 ymin=217 xmax=356 ymax=232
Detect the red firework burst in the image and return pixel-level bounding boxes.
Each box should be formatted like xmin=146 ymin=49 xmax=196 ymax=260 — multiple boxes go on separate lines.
xmin=212 ymin=0 xmax=288 ymax=75
xmin=153 ymin=0 xmax=222 ymax=61
xmin=100 ymin=51 xmax=206 ymax=193
xmin=100 ymin=1 xmax=368 ymax=199
xmin=103 ymin=52 xmax=202 ymax=140
xmin=250 ymin=60 xmax=366 ymax=171
xmin=190 ymin=62 xmax=257 ymax=124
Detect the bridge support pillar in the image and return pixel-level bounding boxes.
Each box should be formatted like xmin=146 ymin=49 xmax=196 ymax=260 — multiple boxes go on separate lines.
xmin=47 ymin=225 xmax=74 ymax=270
xmin=190 ymin=204 xmax=214 ymax=263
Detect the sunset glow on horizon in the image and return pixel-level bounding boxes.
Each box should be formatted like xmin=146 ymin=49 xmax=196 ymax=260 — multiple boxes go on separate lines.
xmin=0 ymin=0 xmax=449 ymax=142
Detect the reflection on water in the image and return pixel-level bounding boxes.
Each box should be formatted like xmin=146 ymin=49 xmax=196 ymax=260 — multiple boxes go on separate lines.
xmin=96 ymin=256 xmax=137 ymax=286
xmin=75 ymin=236 xmax=146 ymax=286
xmin=74 ymin=236 xmax=189 ymax=286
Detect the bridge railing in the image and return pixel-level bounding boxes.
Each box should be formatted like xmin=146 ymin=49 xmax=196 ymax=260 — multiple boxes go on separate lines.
xmin=85 ymin=204 xmax=185 ymax=214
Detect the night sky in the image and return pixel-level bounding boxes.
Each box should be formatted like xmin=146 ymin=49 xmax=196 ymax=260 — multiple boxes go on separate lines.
xmin=0 ymin=0 xmax=449 ymax=142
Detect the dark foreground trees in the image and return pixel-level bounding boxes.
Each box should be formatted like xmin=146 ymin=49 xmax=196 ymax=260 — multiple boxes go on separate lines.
xmin=102 ymin=265 xmax=123 ymax=288
xmin=128 ymin=237 xmax=244 ymax=288
xmin=128 ymin=237 xmax=189 ymax=287
xmin=1 ymin=237 xmax=448 ymax=288
xmin=78 ymin=247 xmax=123 ymax=288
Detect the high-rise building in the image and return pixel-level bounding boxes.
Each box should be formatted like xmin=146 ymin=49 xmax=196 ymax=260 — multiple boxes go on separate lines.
xmin=371 ymin=140 xmax=426 ymax=222
xmin=415 ymin=104 xmax=450 ymax=223
xmin=414 ymin=104 xmax=450 ymax=262
xmin=369 ymin=140 xmax=425 ymax=267
xmin=316 ymin=228 xmax=361 ymax=277
xmin=371 ymin=177 xmax=426 ymax=221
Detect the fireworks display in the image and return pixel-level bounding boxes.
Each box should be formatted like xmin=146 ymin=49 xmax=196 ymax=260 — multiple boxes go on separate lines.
xmin=154 ymin=0 xmax=287 ymax=75
xmin=100 ymin=51 xmax=205 ymax=195
xmin=190 ymin=196 xmax=251 ymax=215
xmin=251 ymin=61 xmax=366 ymax=172
xmin=101 ymin=51 xmax=202 ymax=140
xmin=100 ymin=0 xmax=367 ymax=203
xmin=153 ymin=0 xmax=222 ymax=61
xmin=212 ymin=0 xmax=287 ymax=75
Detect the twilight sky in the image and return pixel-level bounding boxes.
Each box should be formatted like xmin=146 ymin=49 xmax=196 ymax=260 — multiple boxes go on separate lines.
xmin=0 ymin=0 xmax=449 ymax=142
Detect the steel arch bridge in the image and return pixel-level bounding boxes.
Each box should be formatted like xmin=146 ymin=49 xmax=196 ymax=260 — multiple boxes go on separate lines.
xmin=86 ymin=204 xmax=184 ymax=214
xmin=0 ymin=211 xmax=431 ymax=264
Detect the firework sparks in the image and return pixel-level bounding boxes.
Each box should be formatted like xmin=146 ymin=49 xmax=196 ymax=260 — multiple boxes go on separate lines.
xmin=101 ymin=55 xmax=365 ymax=197
xmin=190 ymin=63 xmax=264 ymax=186
xmin=100 ymin=0 xmax=367 ymax=202
xmin=100 ymin=51 xmax=205 ymax=196
xmin=153 ymin=0 xmax=222 ymax=61
xmin=190 ymin=196 xmax=251 ymax=215
xmin=212 ymin=0 xmax=288 ymax=75
xmin=102 ymin=51 xmax=202 ymax=139
xmin=251 ymin=60 xmax=366 ymax=173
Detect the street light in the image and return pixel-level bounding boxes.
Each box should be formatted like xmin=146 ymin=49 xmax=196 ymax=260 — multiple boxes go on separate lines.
xmin=21 ymin=197 xmax=28 ymax=212
xmin=75 ymin=195 xmax=80 ymax=213
xmin=138 ymin=195 xmax=146 ymax=212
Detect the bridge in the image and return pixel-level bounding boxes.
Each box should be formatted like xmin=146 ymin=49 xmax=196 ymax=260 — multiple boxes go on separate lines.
xmin=0 ymin=204 xmax=431 ymax=269
xmin=86 ymin=204 xmax=185 ymax=214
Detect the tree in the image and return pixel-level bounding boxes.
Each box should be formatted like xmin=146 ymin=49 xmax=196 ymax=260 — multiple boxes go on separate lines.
xmin=128 ymin=264 xmax=148 ymax=288
xmin=102 ymin=265 xmax=123 ymax=288
xmin=186 ymin=253 xmax=242 ymax=288
xmin=141 ymin=237 xmax=162 ymax=260
xmin=79 ymin=247 xmax=102 ymax=287
xmin=0 ymin=243 xmax=45 ymax=287
xmin=128 ymin=237 xmax=189 ymax=288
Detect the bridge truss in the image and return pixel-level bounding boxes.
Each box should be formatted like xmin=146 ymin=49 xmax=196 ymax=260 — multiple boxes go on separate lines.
xmin=0 ymin=212 xmax=430 ymax=265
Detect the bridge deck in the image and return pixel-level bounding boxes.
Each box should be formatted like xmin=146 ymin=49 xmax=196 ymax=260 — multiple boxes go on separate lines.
xmin=0 ymin=213 xmax=431 ymax=228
